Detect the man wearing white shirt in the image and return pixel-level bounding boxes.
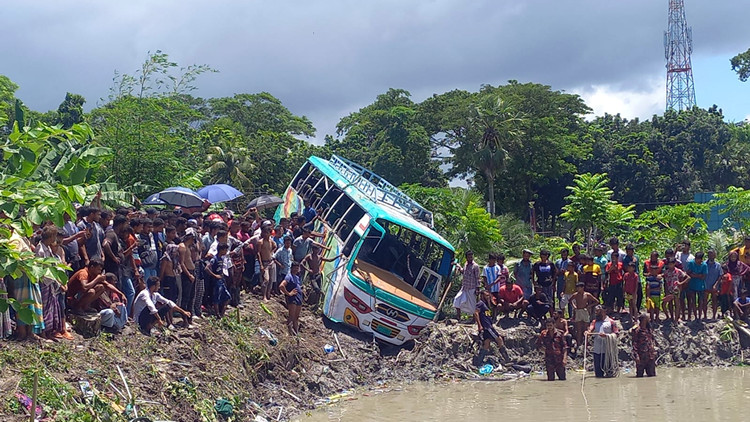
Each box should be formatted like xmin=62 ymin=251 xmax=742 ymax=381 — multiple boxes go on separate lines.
xmin=133 ymin=277 xmax=191 ymax=335
xmin=676 ymin=240 xmax=695 ymax=266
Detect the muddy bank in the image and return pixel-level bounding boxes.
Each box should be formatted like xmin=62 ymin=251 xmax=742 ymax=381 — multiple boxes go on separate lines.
xmin=0 ymin=295 xmax=747 ymax=421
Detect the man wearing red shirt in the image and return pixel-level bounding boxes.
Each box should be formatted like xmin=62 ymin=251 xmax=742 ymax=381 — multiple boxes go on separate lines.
xmin=497 ymin=278 xmax=528 ymax=319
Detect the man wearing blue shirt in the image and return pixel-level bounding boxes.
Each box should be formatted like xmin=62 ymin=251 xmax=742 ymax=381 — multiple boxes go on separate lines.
xmin=302 ymin=198 xmax=317 ymax=227
xmin=686 ymin=252 xmax=708 ymax=321
xmin=705 ymin=250 xmax=723 ymax=320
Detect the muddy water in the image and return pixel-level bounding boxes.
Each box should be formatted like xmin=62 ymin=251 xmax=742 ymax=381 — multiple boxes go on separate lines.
xmin=303 ymin=368 xmax=750 ymax=421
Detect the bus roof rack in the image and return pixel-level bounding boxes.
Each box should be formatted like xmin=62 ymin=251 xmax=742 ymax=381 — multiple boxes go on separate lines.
xmin=328 ymin=154 xmax=434 ymax=228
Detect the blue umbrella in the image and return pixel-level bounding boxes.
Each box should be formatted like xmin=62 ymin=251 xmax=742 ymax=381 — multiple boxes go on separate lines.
xmin=197 ymin=184 xmax=244 ymax=204
xmin=142 ymin=192 xmax=167 ymax=206
xmin=156 ymin=187 xmax=205 ymax=208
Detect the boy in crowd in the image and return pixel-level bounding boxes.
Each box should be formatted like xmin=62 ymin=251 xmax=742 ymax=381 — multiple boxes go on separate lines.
xmin=514 ymin=249 xmax=534 ymax=299
xmin=662 ymin=258 xmax=688 ymax=322
xmin=273 ymin=236 xmax=293 ymax=296
xmin=734 ymin=289 xmax=750 ymax=321
xmin=555 ymin=248 xmax=570 ymax=311
xmin=132 ymin=277 xmax=192 ymax=335
xmin=98 ymin=273 xmax=128 ymax=333
xmin=257 ymin=225 xmax=277 ymax=301
xmin=581 ymin=255 xmax=602 ymax=299
xmin=705 ymin=250 xmax=723 ymax=320
xmin=280 ymin=262 xmax=303 ymax=336
xmin=644 ymin=262 xmax=663 ymax=322
xmin=206 ymin=243 xmax=231 ymax=317
xmin=624 ymin=262 xmax=639 ymax=317
xmin=718 ymin=273 xmax=734 ymax=318
xmin=560 ymin=260 xmax=578 ymax=318
xmin=527 ymin=286 xmax=551 ymax=324
xmin=483 ymin=253 xmax=502 ymax=303
xmin=605 ymin=253 xmax=624 ymax=314
xmin=292 ymin=227 xmax=329 ymax=282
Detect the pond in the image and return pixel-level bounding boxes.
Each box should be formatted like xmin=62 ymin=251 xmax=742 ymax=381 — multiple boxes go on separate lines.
xmin=302 ymin=368 xmax=750 ymax=421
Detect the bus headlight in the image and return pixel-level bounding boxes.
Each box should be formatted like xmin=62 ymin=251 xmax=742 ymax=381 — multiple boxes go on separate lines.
xmin=344 ymin=287 xmax=372 ymax=313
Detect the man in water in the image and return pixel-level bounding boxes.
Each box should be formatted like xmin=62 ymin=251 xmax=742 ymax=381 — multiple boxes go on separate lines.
xmin=586 ymin=305 xmax=619 ymax=378
xmin=571 ymin=283 xmax=599 ymax=353
xmin=631 ymin=313 xmax=657 ymax=377
xmin=536 ymin=319 xmax=567 ymax=381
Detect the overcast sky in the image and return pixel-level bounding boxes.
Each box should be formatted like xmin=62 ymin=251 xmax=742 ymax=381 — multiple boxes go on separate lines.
xmin=3 ymin=0 xmax=749 ymax=143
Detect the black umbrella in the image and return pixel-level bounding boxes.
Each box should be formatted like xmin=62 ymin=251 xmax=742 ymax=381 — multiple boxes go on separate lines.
xmin=142 ymin=192 xmax=167 ymax=206
xmin=246 ymin=194 xmax=283 ymax=210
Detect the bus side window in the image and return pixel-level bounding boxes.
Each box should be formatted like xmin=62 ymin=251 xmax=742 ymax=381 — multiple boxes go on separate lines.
xmin=338 ymin=205 xmax=365 ymax=241
xmin=342 ymin=232 xmax=361 ymax=257
xmin=291 ymin=162 xmax=312 ymax=191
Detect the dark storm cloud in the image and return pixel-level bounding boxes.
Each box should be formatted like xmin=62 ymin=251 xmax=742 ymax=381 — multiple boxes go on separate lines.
xmin=2 ymin=0 xmax=747 ymax=138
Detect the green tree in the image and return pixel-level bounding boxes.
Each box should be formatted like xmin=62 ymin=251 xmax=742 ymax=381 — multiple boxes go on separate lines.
xmin=329 ymin=89 xmax=445 ymax=187
xmin=450 ymin=94 xmax=524 ymax=215
xmin=0 ymin=122 xmax=104 ymax=321
xmin=711 ymin=186 xmax=750 ymax=237
xmin=203 ymin=127 xmax=253 ymax=190
xmin=630 ymin=203 xmax=710 ymax=255
xmin=90 ymin=52 xmax=214 ymax=191
xmin=0 ymin=75 xmax=19 ymax=133
xmin=560 ymin=173 xmax=634 ymax=250
xmin=56 ymin=93 xmax=86 ymax=129
xmin=485 ymin=82 xmax=590 ymax=223
xmin=401 ymin=184 xmax=502 ymax=257
xmin=731 ymin=48 xmax=750 ymax=82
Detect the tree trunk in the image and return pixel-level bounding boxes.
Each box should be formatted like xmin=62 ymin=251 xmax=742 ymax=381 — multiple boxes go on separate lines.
xmin=487 ymin=175 xmax=495 ymax=216
xmin=71 ymin=313 xmax=101 ymax=338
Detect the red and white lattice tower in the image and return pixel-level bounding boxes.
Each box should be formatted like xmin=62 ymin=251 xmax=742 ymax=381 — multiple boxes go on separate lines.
xmin=664 ymin=0 xmax=696 ymax=111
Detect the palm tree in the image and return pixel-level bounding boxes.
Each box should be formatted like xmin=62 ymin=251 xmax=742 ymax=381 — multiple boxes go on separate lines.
xmin=453 ymin=95 xmax=524 ymax=216
xmin=206 ymin=142 xmax=253 ymax=189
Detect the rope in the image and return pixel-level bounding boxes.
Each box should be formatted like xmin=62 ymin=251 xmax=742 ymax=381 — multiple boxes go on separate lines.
xmin=581 ymin=334 xmax=591 ymax=422
xmin=602 ymin=333 xmax=619 ymax=377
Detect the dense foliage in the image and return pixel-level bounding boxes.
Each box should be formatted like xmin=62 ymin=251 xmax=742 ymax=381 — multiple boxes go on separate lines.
xmin=2 ymin=50 xmax=750 ymax=265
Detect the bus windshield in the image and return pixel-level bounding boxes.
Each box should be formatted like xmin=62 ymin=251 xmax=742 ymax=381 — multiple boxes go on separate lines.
xmin=355 ymin=219 xmax=454 ymax=302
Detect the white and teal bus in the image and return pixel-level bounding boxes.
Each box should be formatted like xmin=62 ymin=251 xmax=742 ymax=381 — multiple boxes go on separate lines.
xmin=275 ymin=155 xmax=456 ymax=345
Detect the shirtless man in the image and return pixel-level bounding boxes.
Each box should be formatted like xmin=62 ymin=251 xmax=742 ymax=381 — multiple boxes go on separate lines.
xmin=178 ymin=229 xmax=197 ymax=323
xmin=301 ymin=246 xmax=342 ymax=305
xmin=571 ymin=282 xmax=599 ymax=352
xmin=553 ymin=309 xmax=574 ymax=353
xmin=257 ymin=225 xmax=277 ymax=301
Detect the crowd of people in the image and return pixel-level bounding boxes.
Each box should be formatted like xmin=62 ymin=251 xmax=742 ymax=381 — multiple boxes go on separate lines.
xmin=456 ymin=236 xmax=750 ymax=380
xmin=2 ymin=199 xmax=329 ymax=343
